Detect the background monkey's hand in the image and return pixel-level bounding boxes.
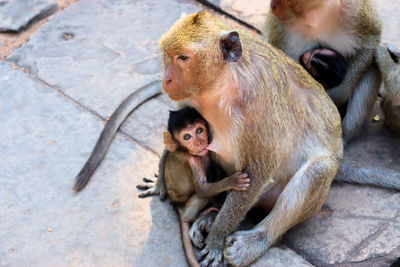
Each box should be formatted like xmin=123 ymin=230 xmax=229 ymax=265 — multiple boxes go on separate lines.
xmin=228 ymin=172 xmax=250 ymax=192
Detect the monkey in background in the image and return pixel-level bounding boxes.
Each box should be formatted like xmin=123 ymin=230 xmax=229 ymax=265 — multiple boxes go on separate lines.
xmin=265 ymin=0 xmax=382 ymax=145
xmin=300 ymin=44 xmax=400 ymax=130
xmin=138 ymin=106 xmax=250 ymax=222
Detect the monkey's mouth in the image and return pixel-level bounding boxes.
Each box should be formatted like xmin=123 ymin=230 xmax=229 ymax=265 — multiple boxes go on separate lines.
xmin=194 ymin=148 xmax=208 ymax=156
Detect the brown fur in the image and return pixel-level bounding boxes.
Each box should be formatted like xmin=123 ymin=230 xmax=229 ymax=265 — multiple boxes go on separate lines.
xmin=160 ymin=11 xmax=342 ymax=266
xmin=266 ymin=0 xmax=382 ymax=144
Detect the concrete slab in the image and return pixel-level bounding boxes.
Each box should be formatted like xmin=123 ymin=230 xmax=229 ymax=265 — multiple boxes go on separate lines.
xmin=0 ymin=0 xmax=57 ymax=32
xmin=3 ymin=0 xmax=400 ymax=266
xmin=7 ymin=0 xmax=203 ymax=154
xmin=0 ymin=61 xmax=186 ymax=266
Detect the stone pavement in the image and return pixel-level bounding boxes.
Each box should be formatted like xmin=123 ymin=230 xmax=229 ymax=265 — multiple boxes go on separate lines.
xmin=0 ymin=0 xmax=399 ymax=266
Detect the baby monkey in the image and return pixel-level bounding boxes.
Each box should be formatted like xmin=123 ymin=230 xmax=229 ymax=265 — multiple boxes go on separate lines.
xmin=138 ymin=106 xmax=249 ymax=223
xmin=300 ymin=47 xmax=348 ymax=90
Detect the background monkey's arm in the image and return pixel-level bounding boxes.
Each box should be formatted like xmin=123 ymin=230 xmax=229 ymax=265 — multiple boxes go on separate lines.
xmin=326 ymin=49 xmax=374 ymax=106
xmin=376 ymin=44 xmax=400 ymax=99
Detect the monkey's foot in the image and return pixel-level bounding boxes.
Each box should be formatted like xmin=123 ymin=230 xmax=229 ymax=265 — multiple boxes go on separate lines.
xmin=224 ymin=229 xmax=269 ymax=267
xmin=138 ymin=188 xmax=159 ymax=198
xmin=189 ymin=212 xmax=217 ymax=248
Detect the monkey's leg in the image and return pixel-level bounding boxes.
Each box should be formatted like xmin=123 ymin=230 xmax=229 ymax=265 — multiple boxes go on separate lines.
xmin=224 ymin=154 xmax=337 ymax=267
xmin=182 ymin=195 xmax=210 ymax=223
xmin=336 ymin=161 xmax=400 ymax=190
xmin=342 ymin=64 xmax=381 ymax=144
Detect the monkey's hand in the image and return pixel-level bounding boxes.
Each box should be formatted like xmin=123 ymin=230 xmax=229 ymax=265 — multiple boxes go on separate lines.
xmin=199 ymin=236 xmax=227 ymax=267
xmin=228 ymin=172 xmax=250 ymax=192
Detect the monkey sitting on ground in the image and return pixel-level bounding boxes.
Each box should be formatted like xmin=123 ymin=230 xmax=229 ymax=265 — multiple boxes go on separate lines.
xmin=266 ymin=0 xmax=383 ymax=145
xmin=138 ymin=106 xmax=250 ymax=223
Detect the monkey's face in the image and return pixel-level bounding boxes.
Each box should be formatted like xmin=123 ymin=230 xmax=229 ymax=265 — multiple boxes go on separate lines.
xmin=162 ymin=49 xmax=199 ymax=101
xmin=175 ymin=121 xmax=209 ymax=157
xmin=270 ymin=0 xmax=320 ymax=20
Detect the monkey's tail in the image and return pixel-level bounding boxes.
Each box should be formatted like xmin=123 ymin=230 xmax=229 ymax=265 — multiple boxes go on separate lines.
xmin=177 ymin=207 xmax=200 ymax=267
xmin=73 ymin=80 xmax=162 ymax=192
xmin=336 ymin=161 xmax=400 ymax=190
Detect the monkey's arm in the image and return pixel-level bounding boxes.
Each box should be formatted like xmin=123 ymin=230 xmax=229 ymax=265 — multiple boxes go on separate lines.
xmin=341 ymin=64 xmax=381 ymax=143
xmin=376 ymin=44 xmax=400 ymax=99
xmin=326 ymin=49 xmax=374 ymax=106
xmin=189 ymin=158 xmax=249 ymax=198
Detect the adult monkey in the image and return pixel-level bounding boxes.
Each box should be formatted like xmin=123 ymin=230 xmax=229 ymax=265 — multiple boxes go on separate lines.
xmin=265 ymin=0 xmax=382 ymax=145
xmin=160 ymin=10 xmax=342 ymax=267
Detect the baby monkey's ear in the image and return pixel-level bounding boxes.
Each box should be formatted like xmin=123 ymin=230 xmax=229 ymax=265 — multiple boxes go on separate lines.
xmin=163 ymin=131 xmax=178 ymax=152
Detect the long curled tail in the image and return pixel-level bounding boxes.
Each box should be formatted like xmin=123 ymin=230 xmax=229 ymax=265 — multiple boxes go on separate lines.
xmin=73 ymin=80 xmax=162 ymax=192
xmin=336 ymin=161 xmax=400 ymax=190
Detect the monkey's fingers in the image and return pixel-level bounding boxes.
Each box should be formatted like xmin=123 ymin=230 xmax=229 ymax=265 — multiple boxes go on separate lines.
xmin=238 ymin=178 xmax=250 ymax=184
xmin=142 ymin=177 xmax=155 ymax=183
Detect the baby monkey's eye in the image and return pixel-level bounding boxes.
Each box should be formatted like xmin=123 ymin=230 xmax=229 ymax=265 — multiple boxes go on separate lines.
xmin=178 ymin=55 xmax=189 ymax=61
xmin=196 ymin=127 xmax=203 ymax=134
xmin=183 ymin=134 xmax=192 ymax=140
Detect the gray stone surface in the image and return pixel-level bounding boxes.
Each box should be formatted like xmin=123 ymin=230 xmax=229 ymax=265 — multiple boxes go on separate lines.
xmin=2 ymin=0 xmax=400 ymax=266
xmin=0 ymin=0 xmax=57 ymax=32
xmin=252 ymin=246 xmax=313 ymax=267
xmin=195 ymin=0 xmax=268 ymax=31
xmin=0 ymin=61 xmax=188 ymax=266
xmin=7 ymin=0 xmax=203 ymax=155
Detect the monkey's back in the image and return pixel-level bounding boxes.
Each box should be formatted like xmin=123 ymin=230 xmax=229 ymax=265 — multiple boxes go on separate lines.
xmin=164 ymin=151 xmax=195 ymax=203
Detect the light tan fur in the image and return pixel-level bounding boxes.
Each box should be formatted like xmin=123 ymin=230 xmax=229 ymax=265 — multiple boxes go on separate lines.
xmin=160 ymin=11 xmax=342 ymax=266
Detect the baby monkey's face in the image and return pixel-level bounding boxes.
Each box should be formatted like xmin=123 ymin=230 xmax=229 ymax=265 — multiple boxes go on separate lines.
xmin=175 ymin=121 xmax=209 ymax=157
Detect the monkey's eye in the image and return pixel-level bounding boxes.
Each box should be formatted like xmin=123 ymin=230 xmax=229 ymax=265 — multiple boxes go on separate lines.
xmin=178 ymin=55 xmax=189 ymax=61
xmin=183 ymin=134 xmax=192 ymax=140
xmin=196 ymin=127 xmax=203 ymax=134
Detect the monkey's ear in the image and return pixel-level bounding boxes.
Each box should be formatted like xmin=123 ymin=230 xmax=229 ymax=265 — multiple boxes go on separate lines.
xmin=220 ymin=31 xmax=242 ymax=62
xmin=163 ymin=131 xmax=178 ymax=152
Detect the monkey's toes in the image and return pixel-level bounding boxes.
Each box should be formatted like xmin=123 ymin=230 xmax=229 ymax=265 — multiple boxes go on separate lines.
xmin=224 ymin=229 xmax=269 ymax=267
xmin=136 ymin=184 xmax=152 ymax=190
xmin=142 ymin=177 xmax=154 ymax=183
xmin=189 ymin=213 xmax=216 ymax=248
xmin=199 ymin=247 xmax=225 ymax=267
